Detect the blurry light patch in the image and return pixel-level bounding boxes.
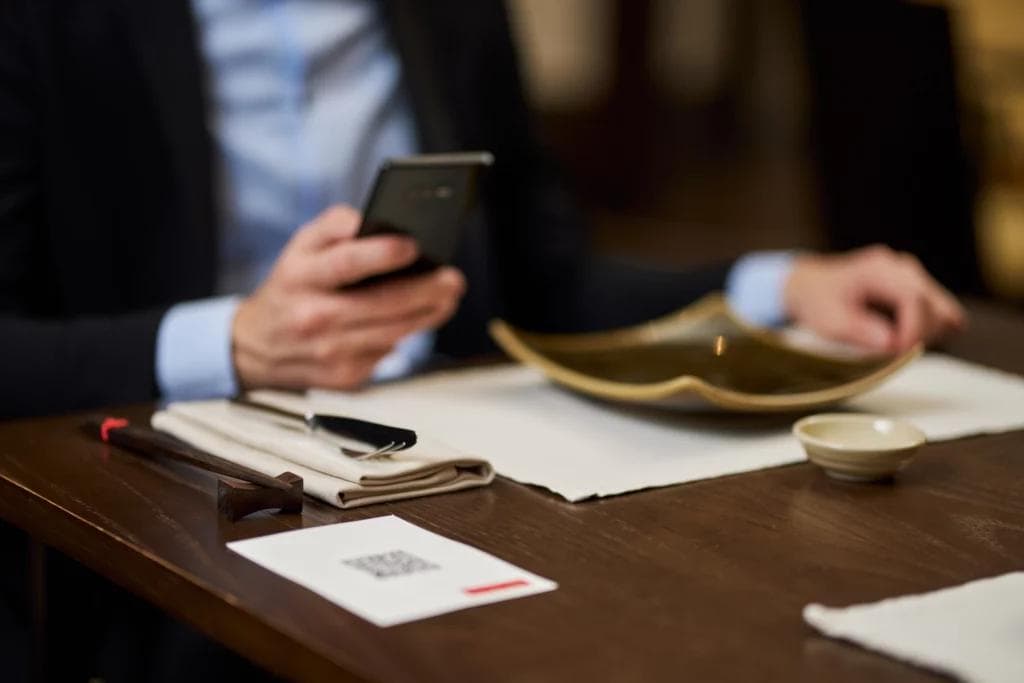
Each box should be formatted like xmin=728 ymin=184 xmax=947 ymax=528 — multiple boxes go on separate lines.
xmin=506 ymin=0 xmax=614 ymax=110
xmin=714 ymin=334 xmax=728 ymax=357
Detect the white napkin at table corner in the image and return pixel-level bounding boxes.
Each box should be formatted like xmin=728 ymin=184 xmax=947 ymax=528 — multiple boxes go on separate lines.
xmin=803 ymin=572 xmax=1024 ymax=683
xmin=150 ymin=399 xmax=494 ymax=509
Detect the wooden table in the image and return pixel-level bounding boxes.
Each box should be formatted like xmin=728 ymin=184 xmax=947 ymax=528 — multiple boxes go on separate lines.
xmin=1 ymin=302 xmax=1023 ymax=682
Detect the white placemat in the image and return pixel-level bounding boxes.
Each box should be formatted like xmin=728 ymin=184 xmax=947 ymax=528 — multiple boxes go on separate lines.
xmin=804 ymin=572 xmax=1024 ymax=683
xmin=295 ymin=354 xmax=1024 ymax=502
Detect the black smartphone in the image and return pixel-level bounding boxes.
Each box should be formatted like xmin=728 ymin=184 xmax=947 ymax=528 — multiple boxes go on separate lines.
xmin=356 ymin=151 xmax=494 ymax=283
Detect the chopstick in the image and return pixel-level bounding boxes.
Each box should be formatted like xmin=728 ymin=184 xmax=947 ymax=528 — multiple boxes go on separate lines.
xmin=83 ymin=416 xmax=304 ymax=521
xmin=82 ymin=416 xmax=292 ymax=491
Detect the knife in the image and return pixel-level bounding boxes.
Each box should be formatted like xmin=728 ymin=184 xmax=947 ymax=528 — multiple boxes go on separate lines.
xmin=230 ymin=396 xmax=417 ymax=458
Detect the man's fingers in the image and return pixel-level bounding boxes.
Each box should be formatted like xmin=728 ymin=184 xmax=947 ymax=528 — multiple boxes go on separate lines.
xmin=237 ymin=204 xmax=467 ymax=391
xmin=274 ymin=205 xmax=408 ymax=288
xmin=927 ymin=281 xmax=967 ymax=331
xmin=857 ymin=256 xmax=944 ymax=350
xmin=291 ymin=205 xmax=362 ymax=252
xmin=899 ymin=252 xmax=966 ymax=332
xmin=289 ymin=302 xmax=457 ymax=389
xmin=321 ymin=351 xmax=384 ymax=390
xmin=298 ymin=296 xmax=458 ymax=368
xmin=283 ymin=268 xmax=464 ymax=340
xmin=269 ymin=268 xmax=461 ymax=369
xmin=306 ymin=235 xmax=419 ymax=289
xmin=337 ymin=267 xmax=465 ymax=325
xmin=892 ymin=292 xmax=929 ymax=351
xmin=827 ymin=307 xmax=895 ymax=353
xmin=783 ymin=244 xmax=966 ymax=355
xmin=270 ymin=352 xmax=383 ymax=391
xmin=864 ymin=263 xmax=962 ymax=349
xmin=341 ymin=300 xmax=458 ymax=353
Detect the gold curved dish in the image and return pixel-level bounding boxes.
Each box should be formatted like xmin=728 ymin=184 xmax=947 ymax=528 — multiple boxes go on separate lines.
xmin=488 ymin=294 xmax=921 ymax=412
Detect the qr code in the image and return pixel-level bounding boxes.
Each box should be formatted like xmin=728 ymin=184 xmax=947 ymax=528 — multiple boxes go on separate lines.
xmin=342 ymin=550 xmax=439 ymax=579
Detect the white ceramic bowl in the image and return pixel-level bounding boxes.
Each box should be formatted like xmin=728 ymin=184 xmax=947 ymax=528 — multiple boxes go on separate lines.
xmin=793 ymin=413 xmax=926 ymax=482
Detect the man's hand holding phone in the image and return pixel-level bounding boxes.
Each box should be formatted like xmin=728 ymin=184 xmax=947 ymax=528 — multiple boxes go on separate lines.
xmin=231 ymin=205 xmax=465 ymax=391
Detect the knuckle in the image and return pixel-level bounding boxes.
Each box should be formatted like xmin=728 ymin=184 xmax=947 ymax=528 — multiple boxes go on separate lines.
xmin=425 ymin=270 xmax=463 ymax=301
xmin=330 ymin=363 xmax=366 ymax=390
xmin=904 ymin=280 xmax=928 ymax=302
xmin=896 ymin=249 xmax=917 ymax=264
xmin=384 ymin=238 xmax=413 ymax=262
xmin=332 ymin=247 xmax=359 ymax=276
xmin=291 ymin=301 xmax=329 ymax=338
xmin=903 ymin=255 xmax=926 ymax=277
xmin=311 ymin=338 xmax=338 ymax=365
xmin=333 ymin=293 xmax=362 ymax=318
xmin=444 ymin=269 xmax=466 ymax=294
xmin=273 ymin=257 xmax=302 ymax=285
xmin=294 ymin=218 xmax=318 ymax=239
xmin=862 ymin=244 xmax=893 ymax=264
xmin=324 ymin=205 xmax=355 ymax=224
xmin=389 ymin=322 xmax=416 ymax=344
xmin=292 ymin=218 xmax=327 ymax=249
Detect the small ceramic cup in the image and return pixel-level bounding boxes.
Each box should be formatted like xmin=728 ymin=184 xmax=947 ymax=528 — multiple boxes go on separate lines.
xmin=792 ymin=413 xmax=926 ymax=482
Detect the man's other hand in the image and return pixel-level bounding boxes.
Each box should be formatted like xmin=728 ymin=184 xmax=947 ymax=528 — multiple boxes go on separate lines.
xmin=784 ymin=244 xmax=966 ymax=353
xmin=231 ymin=205 xmax=465 ymax=390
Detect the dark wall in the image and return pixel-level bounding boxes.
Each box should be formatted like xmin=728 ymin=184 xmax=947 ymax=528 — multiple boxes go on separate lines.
xmin=801 ymin=1 xmax=984 ymax=293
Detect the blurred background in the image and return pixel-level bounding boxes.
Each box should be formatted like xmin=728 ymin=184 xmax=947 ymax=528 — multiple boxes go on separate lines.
xmin=506 ymin=0 xmax=1024 ymax=301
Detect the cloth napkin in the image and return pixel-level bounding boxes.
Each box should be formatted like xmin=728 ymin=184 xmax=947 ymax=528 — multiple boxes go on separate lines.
xmin=804 ymin=572 xmax=1024 ymax=683
xmin=151 ymin=400 xmax=494 ymax=508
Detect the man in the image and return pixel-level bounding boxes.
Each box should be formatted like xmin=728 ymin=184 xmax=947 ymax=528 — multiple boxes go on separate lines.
xmin=0 ymin=0 xmax=964 ymax=679
xmin=0 ymin=0 xmax=963 ymax=420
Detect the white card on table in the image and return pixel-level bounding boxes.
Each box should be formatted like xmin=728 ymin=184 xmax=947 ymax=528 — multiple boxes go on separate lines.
xmin=227 ymin=515 xmax=557 ymax=627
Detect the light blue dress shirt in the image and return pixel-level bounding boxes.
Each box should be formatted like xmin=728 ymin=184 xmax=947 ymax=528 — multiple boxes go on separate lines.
xmin=158 ymin=0 xmax=428 ymax=400
xmin=156 ymin=0 xmax=794 ymax=401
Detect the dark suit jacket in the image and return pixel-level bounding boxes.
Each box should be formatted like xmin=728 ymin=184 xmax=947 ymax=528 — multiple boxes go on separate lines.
xmin=0 ymin=0 xmax=729 ymax=418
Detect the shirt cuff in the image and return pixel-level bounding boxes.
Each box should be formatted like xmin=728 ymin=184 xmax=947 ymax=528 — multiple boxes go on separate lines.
xmin=372 ymin=330 xmax=435 ymax=382
xmin=156 ymin=296 xmax=241 ymax=401
xmin=725 ymin=251 xmax=797 ymax=327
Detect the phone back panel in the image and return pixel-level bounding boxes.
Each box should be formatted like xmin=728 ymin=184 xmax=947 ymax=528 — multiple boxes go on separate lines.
xmin=360 ymin=161 xmax=487 ymax=269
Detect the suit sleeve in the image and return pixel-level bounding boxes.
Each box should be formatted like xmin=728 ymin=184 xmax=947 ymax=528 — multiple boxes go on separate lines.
xmin=0 ymin=3 xmax=166 ymax=418
xmin=478 ymin=2 xmax=732 ymax=333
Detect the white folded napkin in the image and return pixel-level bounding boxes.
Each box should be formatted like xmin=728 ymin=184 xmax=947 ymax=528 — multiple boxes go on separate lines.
xmin=804 ymin=572 xmax=1024 ymax=683
xmin=151 ymin=400 xmax=494 ymax=508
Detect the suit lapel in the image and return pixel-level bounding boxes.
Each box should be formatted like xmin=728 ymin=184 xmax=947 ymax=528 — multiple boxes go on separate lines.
xmin=115 ymin=0 xmax=215 ymax=256
xmin=382 ymin=0 xmax=460 ymax=153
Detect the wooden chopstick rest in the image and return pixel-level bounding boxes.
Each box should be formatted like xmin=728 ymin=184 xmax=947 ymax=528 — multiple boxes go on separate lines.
xmin=83 ymin=416 xmax=304 ymax=521
xmin=216 ymin=473 xmax=303 ymax=523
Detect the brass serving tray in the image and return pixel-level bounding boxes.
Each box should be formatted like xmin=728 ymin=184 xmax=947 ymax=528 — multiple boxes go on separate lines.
xmin=488 ymin=294 xmax=921 ymax=412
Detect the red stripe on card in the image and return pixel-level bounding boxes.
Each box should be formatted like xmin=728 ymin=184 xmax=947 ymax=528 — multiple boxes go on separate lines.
xmin=462 ymin=579 xmax=529 ymax=596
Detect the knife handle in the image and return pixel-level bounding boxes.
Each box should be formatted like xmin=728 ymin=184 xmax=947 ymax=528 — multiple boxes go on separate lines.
xmin=308 ymin=413 xmax=417 ymax=450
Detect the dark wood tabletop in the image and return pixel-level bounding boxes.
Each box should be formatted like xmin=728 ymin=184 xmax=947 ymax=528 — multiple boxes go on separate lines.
xmin=1 ymin=301 xmax=1023 ymax=682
